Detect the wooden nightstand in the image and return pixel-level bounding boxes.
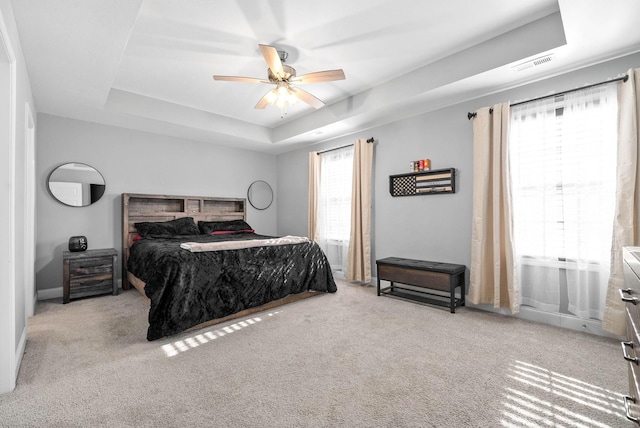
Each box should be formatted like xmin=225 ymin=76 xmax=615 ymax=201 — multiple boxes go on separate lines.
xmin=63 ymin=248 xmax=118 ymax=303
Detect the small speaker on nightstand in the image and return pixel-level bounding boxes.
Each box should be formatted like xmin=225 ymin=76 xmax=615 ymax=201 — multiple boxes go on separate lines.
xmin=68 ymin=236 xmax=88 ymax=252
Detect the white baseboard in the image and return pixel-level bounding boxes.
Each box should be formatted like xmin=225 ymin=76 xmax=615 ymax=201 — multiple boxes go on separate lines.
xmin=28 ymin=292 xmax=37 ymax=317
xmin=36 ymin=286 xmax=62 ymax=301
xmin=375 ymin=275 xmax=618 ymax=339
xmin=335 ymin=272 xmax=375 ymax=286
xmin=333 ymin=271 xmax=346 ymax=280
xmin=37 ymin=278 xmax=123 ymax=301
xmin=517 ymin=306 xmax=618 ymax=338
xmin=465 ymin=301 xmax=621 ymax=339
xmin=14 ymin=325 xmax=27 ymax=382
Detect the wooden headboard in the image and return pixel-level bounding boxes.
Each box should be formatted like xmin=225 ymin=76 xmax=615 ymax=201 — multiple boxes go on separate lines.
xmin=121 ymin=193 xmax=246 ymax=290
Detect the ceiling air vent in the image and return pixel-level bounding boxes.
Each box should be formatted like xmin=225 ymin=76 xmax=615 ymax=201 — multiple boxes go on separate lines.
xmin=511 ymin=54 xmax=554 ymax=72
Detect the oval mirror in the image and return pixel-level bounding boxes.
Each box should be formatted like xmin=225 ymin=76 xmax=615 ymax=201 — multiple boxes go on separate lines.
xmin=247 ymin=180 xmax=273 ymax=210
xmin=48 ymin=162 xmax=106 ymax=207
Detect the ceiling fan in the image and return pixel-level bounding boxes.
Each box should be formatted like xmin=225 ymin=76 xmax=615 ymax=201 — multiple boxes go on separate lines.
xmin=213 ymin=44 xmax=345 ymax=111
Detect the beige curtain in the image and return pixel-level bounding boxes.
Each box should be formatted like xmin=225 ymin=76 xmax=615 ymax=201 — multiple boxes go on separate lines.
xmin=603 ymin=68 xmax=640 ymax=335
xmin=308 ymin=152 xmax=321 ymax=241
xmin=346 ymin=139 xmax=373 ymax=283
xmin=468 ymin=103 xmax=519 ymax=312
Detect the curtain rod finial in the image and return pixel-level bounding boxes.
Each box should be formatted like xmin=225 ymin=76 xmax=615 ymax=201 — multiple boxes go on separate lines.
xmin=468 ymin=112 xmax=477 ymax=120
xmin=367 ymin=137 xmax=374 ymax=143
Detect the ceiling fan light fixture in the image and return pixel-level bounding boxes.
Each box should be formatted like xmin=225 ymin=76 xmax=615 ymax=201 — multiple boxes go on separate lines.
xmin=275 ymin=96 xmax=287 ymax=109
xmin=265 ymin=89 xmax=278 ymax=105
xmin=268 ymin=82 xmax=298 ymax=110
xmin=276 ymin=83 xmax=289 ymax=97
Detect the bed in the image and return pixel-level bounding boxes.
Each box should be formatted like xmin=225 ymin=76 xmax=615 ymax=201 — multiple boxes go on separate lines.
xmin=122 ymin=193 xmax=337 ymax=340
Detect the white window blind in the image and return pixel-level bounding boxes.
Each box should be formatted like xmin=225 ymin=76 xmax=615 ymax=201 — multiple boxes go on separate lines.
xmin=509 ymin=84 xmax=618 ymax=320
xmin=317 ymin=146 xmax=353 ymax=273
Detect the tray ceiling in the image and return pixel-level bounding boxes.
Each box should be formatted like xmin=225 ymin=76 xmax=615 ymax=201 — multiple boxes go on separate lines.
xmin=10 ymin=0 xmax=640 ymax=153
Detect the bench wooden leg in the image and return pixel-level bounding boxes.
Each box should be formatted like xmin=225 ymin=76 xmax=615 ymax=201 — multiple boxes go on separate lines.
xmin=450 ymin=282 xmax=455 ymax=313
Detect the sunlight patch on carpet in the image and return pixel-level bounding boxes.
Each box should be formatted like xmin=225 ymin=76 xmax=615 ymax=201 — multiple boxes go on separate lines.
xmin=161 ymin=310 xmax=282 ymax=357
xmin=500 ymin=360 xmax=625 ymax=427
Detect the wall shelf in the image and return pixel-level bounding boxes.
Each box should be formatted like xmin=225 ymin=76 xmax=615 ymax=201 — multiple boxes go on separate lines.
xmin=389 ymin=168 xmax=455 ymax=197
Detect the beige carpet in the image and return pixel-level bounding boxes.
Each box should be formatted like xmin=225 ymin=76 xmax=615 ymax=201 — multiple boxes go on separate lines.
xmin=0 ymin=280 xmax=630 ymax=427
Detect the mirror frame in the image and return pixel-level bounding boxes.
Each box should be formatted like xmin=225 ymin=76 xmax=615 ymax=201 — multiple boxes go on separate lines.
xmin=247 ymin=180 xmax=273 ymax=210
xmin=47 ymin=162 xmax=106 ymax=207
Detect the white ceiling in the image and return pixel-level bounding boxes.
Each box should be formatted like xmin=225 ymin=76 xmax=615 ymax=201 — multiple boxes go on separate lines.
xmin=10 ymin=0 xmax=640 ymax=154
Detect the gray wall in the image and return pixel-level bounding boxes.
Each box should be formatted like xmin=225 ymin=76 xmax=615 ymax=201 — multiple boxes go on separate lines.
xmin=35 ymin=51 xmax=640 ymax=300
xmin=36 ymin=114 xmax=278 ymax=295
xmin=276 ymin=52 xmax=640 ymax=284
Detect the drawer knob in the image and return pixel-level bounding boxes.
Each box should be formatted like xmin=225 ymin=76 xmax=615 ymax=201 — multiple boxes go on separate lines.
xmin=622 ymin=341 xmax=639 ymax=364
xmin=624 ymin=395 xmax=640 ymax=423
xmin=620 ymin=288 xmax=640 ymax=305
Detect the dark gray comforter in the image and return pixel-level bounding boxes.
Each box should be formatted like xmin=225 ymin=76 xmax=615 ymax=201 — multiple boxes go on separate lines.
xmin=127 ymin=233 xmax=337 ymax=340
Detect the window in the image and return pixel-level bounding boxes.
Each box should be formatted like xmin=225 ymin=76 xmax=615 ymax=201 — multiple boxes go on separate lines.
xmin=509 ymin=84 xmax=618 ymax=320
xmin=317 ymin=146 xmax=353 ymax=274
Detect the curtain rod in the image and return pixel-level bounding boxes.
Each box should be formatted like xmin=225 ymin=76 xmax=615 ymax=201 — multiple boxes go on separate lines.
xmin=316 ymin=137 xmax=374 ymax=155
xmin=467 ymin=74 xmax=629 ymax=120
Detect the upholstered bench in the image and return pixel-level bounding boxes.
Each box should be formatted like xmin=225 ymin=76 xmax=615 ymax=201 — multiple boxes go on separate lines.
xmin=376 ymin=257 xmax=466 ymax=313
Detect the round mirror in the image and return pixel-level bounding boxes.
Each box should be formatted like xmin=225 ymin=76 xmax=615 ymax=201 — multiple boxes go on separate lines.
xmin=247 ymin=180 xmax=273 ymax=210
xmin=48 ymin=162 xmax=106 ymax=207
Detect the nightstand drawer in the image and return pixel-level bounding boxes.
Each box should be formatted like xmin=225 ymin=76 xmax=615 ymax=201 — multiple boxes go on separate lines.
xmin=69 ymin=281 xmax=113 ymax=299
xmin=69 ymin=257 xmax=112 ymax=272
xmin=69 ymin=268 xmax=113 ymax=288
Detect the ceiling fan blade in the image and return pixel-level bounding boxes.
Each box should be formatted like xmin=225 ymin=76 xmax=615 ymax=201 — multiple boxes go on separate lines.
xmin=292 ymin=69 xmax=345 ymax=84
xmin=291 ymin=87 xmax=325 ymax=109
xmin=254 ymin=91 xmax=273 ymax=109
xmin=213 ymin=75 xmax=267 ymax=83
xmin=259 ymin=44 xmax=284 ymax=79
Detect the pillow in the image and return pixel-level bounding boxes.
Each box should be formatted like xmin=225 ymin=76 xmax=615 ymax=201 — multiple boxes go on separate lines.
xmin=210 ymin=229 xmax=254 ymax=235
xmin=135 ymin=217 xmax=200 ymax=237
xmin=198 ymin=220 xmax=253 ymax=235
